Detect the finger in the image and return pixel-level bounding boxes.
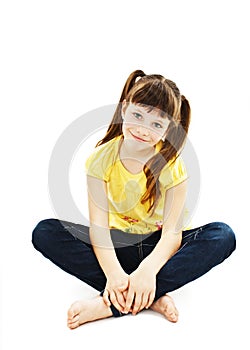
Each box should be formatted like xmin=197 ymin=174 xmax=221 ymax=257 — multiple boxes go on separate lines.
xmin=132 ymin=292 xmax=142 ymax=315
xmin=117 ymin=283 xmax=128 ymax=292
xmin=138 ymin=292 xmax=149 ymax=313
xmin=122 ymin=290 xmax=128 ymax=299
xmin=109 ymin=291 xmax=123 ymax=313
xmin=102 ymin=290 xmax=111 ymax=307
xmin=123 ymin=291 xmax=133 ymax=312
xmin=146 ymin=291 xmax=155 ymax=309
xmin=115 ymin=290 xmax=126 ymax=309
xmin=124 ymin=288 xmax=135 ymax=314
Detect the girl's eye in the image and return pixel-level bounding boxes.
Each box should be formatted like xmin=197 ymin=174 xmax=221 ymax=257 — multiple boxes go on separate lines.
xmin=153 ymin=122 xmax=163 ymax=129
xmin=133 ymin=113 xmax=143 ymax=120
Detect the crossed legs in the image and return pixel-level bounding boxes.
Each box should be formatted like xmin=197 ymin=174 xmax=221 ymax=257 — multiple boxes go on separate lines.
xmin=32 ymin=219 xmax=236 ymax=328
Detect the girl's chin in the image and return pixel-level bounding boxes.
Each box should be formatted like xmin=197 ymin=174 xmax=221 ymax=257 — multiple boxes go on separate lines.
xmin=123 ymin=137 xmax=155 ymax=150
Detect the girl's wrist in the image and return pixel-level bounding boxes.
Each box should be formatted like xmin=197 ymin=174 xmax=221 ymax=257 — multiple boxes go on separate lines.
xmin=105 ymin=266 xmax=125 ymax=279
xmin=138 ymin=260 xmax=158 ymax=275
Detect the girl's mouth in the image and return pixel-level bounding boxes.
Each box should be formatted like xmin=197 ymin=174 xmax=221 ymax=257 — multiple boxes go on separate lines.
xmin=130 ymin=132 xmax=149 ymax=142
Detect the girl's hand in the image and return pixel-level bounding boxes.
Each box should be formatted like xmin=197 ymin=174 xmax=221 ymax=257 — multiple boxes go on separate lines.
xmin=124 ymin=266 xmax=156 ymax=315
xmin=103 ymin=271 xmax=129 ymax=313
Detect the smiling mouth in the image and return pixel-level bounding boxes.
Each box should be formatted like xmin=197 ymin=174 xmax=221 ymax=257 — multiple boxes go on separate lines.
xmin=130 ymin=132 xmax=149 ymax=142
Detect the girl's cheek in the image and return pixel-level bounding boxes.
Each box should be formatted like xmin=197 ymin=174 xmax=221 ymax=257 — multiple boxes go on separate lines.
xmin=152 ymin=132 xmax=163 ymax=142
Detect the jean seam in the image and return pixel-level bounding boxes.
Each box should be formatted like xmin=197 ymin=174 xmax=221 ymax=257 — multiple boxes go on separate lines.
xmin=183 ymin=227 xmax=203 ymax=240
xmin=176 ymin=241 xmax=189 ymax=254
xmin=138 ymin=240 xmax=143 ymax=261
xmin=111 ymin=241 xmax=136 ymax=247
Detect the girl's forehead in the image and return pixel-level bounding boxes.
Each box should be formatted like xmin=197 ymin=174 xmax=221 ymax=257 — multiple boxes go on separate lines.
xmin=128 ymin=103 xmax=169 ymax=121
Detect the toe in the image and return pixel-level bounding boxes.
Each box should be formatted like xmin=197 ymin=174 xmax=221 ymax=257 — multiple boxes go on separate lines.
xmin=67 ymin=302 xmax=80 ymax=320
xmin=169 ymin=312 xmax=178 ymax=322
xmin=67 ymin=320 xmax=80 ymax=330
xmin=68 ymin=314 xmax=80 ymax=324
xmin=164 ymin=296 xmax=179 ymax=323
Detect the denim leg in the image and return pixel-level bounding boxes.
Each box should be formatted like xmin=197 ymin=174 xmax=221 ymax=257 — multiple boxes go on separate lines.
xmin=32 ymin=219 xmax=107 ymax=292
xmin=154 ymin=222 xmax=236 ymax=300
xmin=32 ymin=219 xmax=131 ymax=317
xmin=32 ymin=219 xmax=236 ymax=316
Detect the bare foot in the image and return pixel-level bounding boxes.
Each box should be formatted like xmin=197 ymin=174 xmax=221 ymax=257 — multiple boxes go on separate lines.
xmin=67 ymin=296 xmax=113 ymax=329
xmin=150 ymin=294 xmax=179 ymax=323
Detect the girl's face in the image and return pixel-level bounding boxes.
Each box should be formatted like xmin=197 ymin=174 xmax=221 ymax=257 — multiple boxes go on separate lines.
xmin=121 ymin=101 xmax=170 ymax=147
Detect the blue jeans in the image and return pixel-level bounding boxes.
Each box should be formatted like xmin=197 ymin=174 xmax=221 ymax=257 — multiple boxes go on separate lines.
xmin=32 ymin=219 xmax=236 ymax=317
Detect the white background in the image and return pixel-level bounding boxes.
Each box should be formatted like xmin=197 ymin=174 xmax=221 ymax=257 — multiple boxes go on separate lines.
xmin=1 ymin=0 xmax=249 ymax=349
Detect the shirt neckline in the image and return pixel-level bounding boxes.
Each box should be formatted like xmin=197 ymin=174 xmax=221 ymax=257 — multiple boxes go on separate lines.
xmin=116 ymin=136 xmax=162 ymax=177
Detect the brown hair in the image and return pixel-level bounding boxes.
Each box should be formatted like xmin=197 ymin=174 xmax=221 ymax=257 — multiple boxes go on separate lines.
xmin=97 ymin=70 xmax=191 ymax=213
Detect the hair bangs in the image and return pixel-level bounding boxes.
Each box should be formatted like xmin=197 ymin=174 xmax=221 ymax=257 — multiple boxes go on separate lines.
xmin=128 ymin=81 xmax=174 ymax=119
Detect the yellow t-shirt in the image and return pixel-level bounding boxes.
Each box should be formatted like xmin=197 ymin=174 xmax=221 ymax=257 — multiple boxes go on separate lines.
xmin=85 ymin=135 xmax=188 ymax=234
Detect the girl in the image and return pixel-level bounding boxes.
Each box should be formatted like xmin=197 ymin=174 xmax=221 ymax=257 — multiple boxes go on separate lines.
xmin=32 ymin=70 xmax=236 ymax=329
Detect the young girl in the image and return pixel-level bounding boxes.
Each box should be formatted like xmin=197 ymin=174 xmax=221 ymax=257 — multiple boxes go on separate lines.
xmin=32 ymin=69 xmax=236 ymax=329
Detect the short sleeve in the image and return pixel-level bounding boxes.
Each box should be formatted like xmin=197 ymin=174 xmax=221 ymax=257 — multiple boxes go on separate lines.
xmin=159 ymin=156 xmax=188 ymax=190
xmin=85 ymin=137 xmax=120 ymax=182
xmin=85 ymin=153 xmax=107 ymax=181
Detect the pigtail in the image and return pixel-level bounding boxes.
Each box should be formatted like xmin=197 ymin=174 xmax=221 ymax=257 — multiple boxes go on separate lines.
xmin=170 ymin=95 xmax=191 ymax=156
xmin=96 ymin=70 xmax=146 ymax=147
xmin=142 ymin=95 xmax=191 ymax=213
xmin=119 ymin=70 xmax=146 ymax=103
xmin=179 ymin=95 xmax=191 ymax=139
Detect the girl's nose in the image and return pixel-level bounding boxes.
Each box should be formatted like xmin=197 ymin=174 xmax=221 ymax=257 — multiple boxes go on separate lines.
xmin=137 ymin=125 xmax=150 ymax=136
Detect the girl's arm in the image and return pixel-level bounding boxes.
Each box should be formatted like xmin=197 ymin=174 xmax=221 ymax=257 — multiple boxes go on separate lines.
xmin=124 ymin=180 xmax=187 ymax=315
xmin=140 ymin=179 xmax=187 ymax=273
xmin=87 ymin=175 xmax=129 ymax=312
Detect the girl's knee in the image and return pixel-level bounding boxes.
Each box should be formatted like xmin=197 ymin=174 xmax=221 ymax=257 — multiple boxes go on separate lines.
xmin=33 ymin=218 xmax=60 ymax=231
xmin=32 ymin=218 xmax=59 ymax=250
xmin=209 ymin=222 xmax=236 ymax=255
